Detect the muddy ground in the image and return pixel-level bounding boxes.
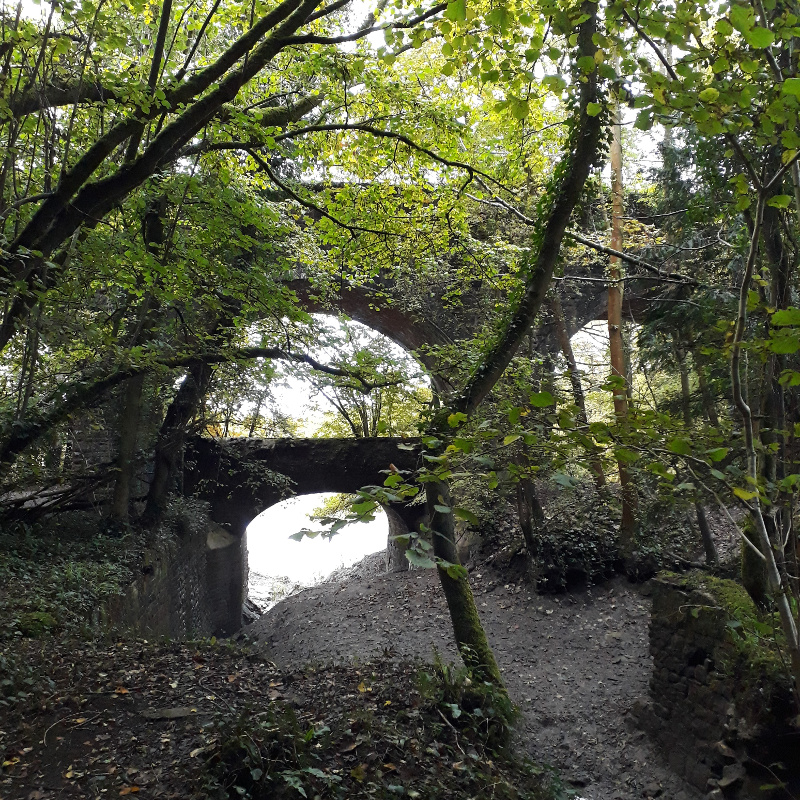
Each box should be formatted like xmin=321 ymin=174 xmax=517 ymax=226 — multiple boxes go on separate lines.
xmin=247 ymin=556 xmax=703 ymax=800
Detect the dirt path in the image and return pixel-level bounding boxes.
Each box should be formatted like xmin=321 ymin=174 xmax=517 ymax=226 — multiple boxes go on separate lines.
xmin=248 ymin=565 xmax=702 ymax=800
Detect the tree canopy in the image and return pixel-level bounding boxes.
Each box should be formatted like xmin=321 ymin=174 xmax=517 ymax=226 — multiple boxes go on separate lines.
xmin=4 ymin=0 xmax=800 ymax=694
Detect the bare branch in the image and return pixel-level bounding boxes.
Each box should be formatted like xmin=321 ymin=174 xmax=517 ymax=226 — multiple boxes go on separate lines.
xmin=282 ymin=1 xmax=446 ymax=45
xmin=620 ymin=8 xmax=677 ymax=80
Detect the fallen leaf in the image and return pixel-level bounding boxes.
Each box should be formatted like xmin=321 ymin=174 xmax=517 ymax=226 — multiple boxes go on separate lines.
xmin=115 ymin=687 xmax=129 ymax=695
xmin=351 ymin=764 xmax=367 ymax=782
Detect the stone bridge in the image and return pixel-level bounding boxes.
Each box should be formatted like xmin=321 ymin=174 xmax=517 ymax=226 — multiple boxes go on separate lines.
xmin=286 ymin=270 xmax=660 ymax=393
xmin=184 ymin=434 xmax=426 ymax=565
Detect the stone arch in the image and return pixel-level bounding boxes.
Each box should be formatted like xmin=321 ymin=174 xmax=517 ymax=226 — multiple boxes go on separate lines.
xmin=185 ymin=435 xmax=422 ymax=539
xmin=286 ymin=279 xmax=456 ymax=392
xmin=184 ymin=435 xmax=424 ymax=633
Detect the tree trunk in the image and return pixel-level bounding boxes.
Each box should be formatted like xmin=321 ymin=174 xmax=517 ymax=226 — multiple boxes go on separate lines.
xmin=674 ymin=337 xmax=718 ymax=566
xmin=425 ymin=476 xmax=504 ymax=688
xmin=608 ymin=85 xmax=637 ymax=559
xmin=516 ymin=467 xmax=545 ymax=583
xmin=691 ymin=347 xmax=720 ymax=428
xmin=550 ymin=293 xmax=604 ymax=487
xmin=730 ymin=192 xmax=800 ymax=699
xmin=109 ymin=373 xmax=145 ymax=522
xmin=415 ymin=1 xmax=603 ymax=693
xmin=142 ymin=359 xmax=213 ymax=525
xmin=384 ymin=505 xmax=410 ymax=573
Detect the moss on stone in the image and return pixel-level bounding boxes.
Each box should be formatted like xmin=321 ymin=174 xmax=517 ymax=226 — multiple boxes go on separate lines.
xmin=18 ymin=611 xmax=57 ymax=637
xmin=660 ymin=571 xmax=788 ymax=687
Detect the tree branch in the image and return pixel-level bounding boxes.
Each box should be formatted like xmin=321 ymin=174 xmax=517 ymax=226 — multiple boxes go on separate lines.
xmin=455 ymin=2 xmax=604 ymax=415
xmin=247 ymin=149 xmax=402 ymax=236
xmin=620 ymin=8 xmax=677 ymax=81
xmin=273 ymin=122 xmax=503 ymax=188
xmin=466 ymin=187 xmax=694 ymax=282
xmin=282 ymin=1 xmax=446 ymax=44
xmin=0 ymin=343 xmax=386 ymax=472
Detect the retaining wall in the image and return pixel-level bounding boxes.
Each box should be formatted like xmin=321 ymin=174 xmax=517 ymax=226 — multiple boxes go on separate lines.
xmin=635 ymin=574 xmax=799 ymax=799
xmin=101 ymin=514 xmax=246 ymax=638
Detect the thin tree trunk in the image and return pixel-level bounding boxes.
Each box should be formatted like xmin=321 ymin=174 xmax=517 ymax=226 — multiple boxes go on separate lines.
xmin=691 ymin=347 xmax=720 ymax=427
xmin=516 ymin=462 xmax=545 ymax=582
xmin=730 ymin=192 xmax=800 ymax=699
xmin=608 ymin=83 xmax=637 ymax=558
xmin=674 ymin=337 xmax=718 ymax=566
xmin=247 ymin=388 xmax=268 ymax=437
xmin=550 ymin=293 xmax=604 ymax=487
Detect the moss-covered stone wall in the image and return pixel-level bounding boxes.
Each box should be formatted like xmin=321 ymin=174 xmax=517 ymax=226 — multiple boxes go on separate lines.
xmin=635 ymin=573 xmax=798 ymax=800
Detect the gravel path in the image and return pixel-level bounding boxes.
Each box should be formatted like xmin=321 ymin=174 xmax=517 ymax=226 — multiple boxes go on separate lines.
xmin=247 ymin=565 xmax=702 ymax=800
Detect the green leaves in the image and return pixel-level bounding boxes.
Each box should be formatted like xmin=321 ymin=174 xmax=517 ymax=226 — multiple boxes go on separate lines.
xmin=706 ymin=448 xmax=729 ymax=462
xmin=453 ymin=507 xmax=478 ymax=525
xmin=782 ymin=78 xmax=800 ymax=97
xmin=405 ymin=549 xmax=437 ymax=569
xmin=667 ymin=438 xmax=692 ymax=456
xmin=529 ymin=391 xmax=555 ymax=407
xmin=447 ymin=412 xmax=468 ymax=428
xmin=444 ymin=0 xmax=466 ymax=23
xmin=485 ymin=5 xmax=511 ymax=32
xmin=743 ymin=27 xmax=774 ymax=49
xmin=771 ymin=307 xmax=800 ymax=326
xmin=698 ymin=87 xmax=720 ymax=103
xmin=766 ymin=195 xmax=792 ymax=209
xmin=510 ymin=98 xmax=529 ymax=120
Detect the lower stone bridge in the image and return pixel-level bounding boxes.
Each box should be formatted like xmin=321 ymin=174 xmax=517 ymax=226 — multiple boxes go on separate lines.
xmin=184 ymin=434 xmax=426 ymax=572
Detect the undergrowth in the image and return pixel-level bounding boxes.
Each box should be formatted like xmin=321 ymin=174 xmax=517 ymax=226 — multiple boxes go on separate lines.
xmin=0 ymin=511 xmax=139 ymax=708
xmin=200 ymin=657 xmax=568 ymax=800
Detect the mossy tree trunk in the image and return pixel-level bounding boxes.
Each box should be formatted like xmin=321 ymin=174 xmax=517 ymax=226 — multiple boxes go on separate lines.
xmin=425 ymin=477 xmax=504 ymax=687
xmin=419 ymin=0 xmax=604 ymax=694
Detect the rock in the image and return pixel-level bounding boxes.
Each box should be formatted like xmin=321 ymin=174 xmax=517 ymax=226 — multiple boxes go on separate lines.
xmin=18 ymin=611 xmax=57 ymax=637
xmin=713 ymin=741 xmax=737 ymax=762
xmin=718 ymin=763 xmax=744 ymax=790
xmin=644 ymin=781 xmax=663 ymax=797
xmin=566 ymin=773 xmax=591 ymax=788
xmin=242 ymin=597 xmax=263 ymax=625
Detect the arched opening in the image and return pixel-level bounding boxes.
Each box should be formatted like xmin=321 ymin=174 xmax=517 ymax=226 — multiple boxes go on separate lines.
xmin=247 ymin=493 xmax=389 ymax=610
